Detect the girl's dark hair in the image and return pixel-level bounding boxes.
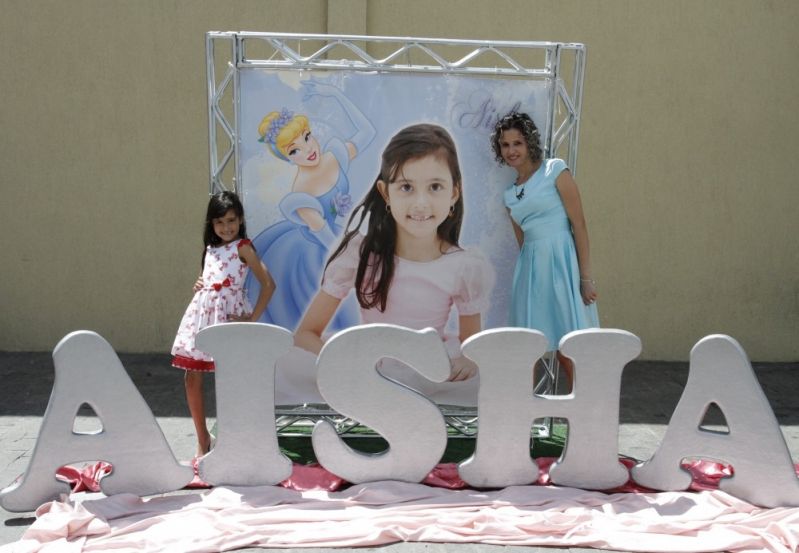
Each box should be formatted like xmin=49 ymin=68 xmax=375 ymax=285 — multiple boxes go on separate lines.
xmin=490 ymin=111 xmax=543 ymax=165
xmin=201 ymin=190 xmax=247 ymax=266
xmin=326 ymin=123 xmax=464 ymax=311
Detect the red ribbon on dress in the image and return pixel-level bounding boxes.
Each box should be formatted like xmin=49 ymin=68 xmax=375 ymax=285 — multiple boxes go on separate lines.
xmin=212 ymin=277 xmax=231 ymax=292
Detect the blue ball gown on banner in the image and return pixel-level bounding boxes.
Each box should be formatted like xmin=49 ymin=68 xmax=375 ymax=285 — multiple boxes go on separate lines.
xmin=245 ymin=138 xmax=359 ymax=331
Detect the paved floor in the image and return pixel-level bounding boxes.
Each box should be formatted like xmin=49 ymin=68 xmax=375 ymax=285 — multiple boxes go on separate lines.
xmin=1 ymin=351 xmax=797 ymax=551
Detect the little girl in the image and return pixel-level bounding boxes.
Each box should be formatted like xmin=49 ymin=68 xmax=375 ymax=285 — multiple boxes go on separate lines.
xmin=295 ymin=124 xmax=493 ymax=392
xmin=171 ymin=191 xmax=275 ymax=455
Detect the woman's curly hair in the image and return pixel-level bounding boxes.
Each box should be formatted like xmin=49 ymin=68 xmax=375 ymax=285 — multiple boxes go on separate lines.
xmin=490 ymin=112 xmax=543 ymax=165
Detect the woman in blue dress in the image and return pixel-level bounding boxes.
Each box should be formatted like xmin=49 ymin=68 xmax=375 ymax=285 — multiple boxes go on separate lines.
xmin=491 ymin=112 xmax=599 ymax=382
xmin=245 ymin=82 xmax=376 ymax=331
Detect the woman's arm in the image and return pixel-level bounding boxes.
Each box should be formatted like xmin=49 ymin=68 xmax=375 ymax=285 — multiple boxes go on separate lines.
xmin=238 ymin=244 xmax=276 ymax=321
xmin=294 ymin=290 xmax=342 ymax=354
xmin=507 ymin=208 xmax=524 ymax=249
xmin=556 ymin=170 xmax=597 ymax=305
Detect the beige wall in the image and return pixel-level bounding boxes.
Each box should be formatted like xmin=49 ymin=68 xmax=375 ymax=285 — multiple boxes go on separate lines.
xmin=2 ymin=0 xmax=797 ymax=360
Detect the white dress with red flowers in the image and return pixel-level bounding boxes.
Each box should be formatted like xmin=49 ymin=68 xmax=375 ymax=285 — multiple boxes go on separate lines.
xmin=171 ymin=239 xmax=253 ymax=371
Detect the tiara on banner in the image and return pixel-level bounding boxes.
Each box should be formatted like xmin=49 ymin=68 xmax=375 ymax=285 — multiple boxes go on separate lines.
xmin=258 ymin=108 xmax=295 ymax=161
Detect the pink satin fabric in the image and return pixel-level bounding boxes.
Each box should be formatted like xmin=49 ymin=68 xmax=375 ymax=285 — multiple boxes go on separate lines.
xmin=52 ymin=455 xmax=749 ymax=494
xmin=10 ymin=459 xmax=790 ymax=553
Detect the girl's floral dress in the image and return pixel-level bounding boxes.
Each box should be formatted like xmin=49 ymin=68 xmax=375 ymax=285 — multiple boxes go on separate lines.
xmin=171 ymin=239 xmax=252 ymax=371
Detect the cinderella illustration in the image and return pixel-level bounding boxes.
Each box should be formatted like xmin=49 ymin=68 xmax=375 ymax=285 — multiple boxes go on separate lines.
xmin=244 ymin=81 xmax=376 ymax=331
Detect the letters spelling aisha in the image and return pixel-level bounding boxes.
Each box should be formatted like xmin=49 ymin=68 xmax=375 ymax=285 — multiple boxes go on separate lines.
xmin=1 ymin=325 xmax=797 ymax=512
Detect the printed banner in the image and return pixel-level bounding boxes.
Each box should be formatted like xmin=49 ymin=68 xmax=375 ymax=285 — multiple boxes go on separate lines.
xmin=238 ymin=69 xmax=550 ymax=335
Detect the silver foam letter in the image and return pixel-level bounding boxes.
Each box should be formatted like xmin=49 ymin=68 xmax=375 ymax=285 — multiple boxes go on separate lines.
xmin=312 ymin=324 xmax=450 ymax=483
xmin=0 ymin=331 xmax=192 ymax=512
xmin=459 ymin=328 xmax=640 ymax=490
xmin=196 ymin=323 xmax=293 ymax=486
xmin=632 ymin=335 xmax=799 ymax=508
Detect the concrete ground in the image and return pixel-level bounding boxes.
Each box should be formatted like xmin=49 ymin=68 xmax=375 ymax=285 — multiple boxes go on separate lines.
xmin=1 ymin=351 xmax=797 ymax=551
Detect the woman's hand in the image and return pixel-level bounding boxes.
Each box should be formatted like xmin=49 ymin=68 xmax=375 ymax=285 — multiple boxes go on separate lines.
xmin=580 ymin=279 xmax=598 ymax=306
xmin=449 ymin=356 xmax=478 ymax=382
xmin=192 ymin=276 xmax=203 ymax=292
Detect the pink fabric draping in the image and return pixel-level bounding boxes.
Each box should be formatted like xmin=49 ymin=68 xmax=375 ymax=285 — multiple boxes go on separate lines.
xmin=54 ymin=464 xmax=113 ymax=494
xmin=6 ymin=480 xmax=799 ymax=552
xmin=52 ymin=456 xmax=741 ymax=494
xmin=2 ymin=459 xmax=795 ymax=552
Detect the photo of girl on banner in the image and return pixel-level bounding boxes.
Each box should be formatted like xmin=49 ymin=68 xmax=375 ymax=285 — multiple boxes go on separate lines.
xmin=295 ymin=123 xmax=494 ymax=403
xmin=238 ymin=70 xmax=550 ymax=404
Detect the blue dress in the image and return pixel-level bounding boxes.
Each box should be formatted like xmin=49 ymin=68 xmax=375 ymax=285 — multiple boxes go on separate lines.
xmin=245 ymin=138 xmax=359 ymax=331
xmin=503 ymin=158 xmax=599 ymax=350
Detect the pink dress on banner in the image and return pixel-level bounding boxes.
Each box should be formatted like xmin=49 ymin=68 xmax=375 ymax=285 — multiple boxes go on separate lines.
xmin=171 ymin=239 xmax=253 ymax=372
xmin=272 ymin=235 xmax=494 ymax=406
xmin=322 ymin=234 xmax=494 ymax=357
xmin=309 ymin=234 xmax=494 ymax=405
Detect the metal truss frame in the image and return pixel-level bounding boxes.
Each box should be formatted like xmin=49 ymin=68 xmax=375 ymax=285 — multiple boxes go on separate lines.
xmin=274 ymin=402 xmax=558 ymax=440
xmin=205 ymin=32 xmax=584 ymax=439
xmin=206 ymin=31 xmax=586 ymax=194
xmin=274 ymin=404 xmax=481 ymax=439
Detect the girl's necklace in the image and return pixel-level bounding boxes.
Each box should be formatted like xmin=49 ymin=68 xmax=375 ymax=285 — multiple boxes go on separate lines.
xmin=515 ymin=183 xmax=526 ymax=200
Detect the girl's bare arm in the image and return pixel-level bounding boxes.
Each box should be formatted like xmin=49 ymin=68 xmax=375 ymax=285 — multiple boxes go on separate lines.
xmin=449 ymin=313 xmax=481 ymax=381
xmin=238 ymin=244 xmax=275 ymax=321
xmin=294 ymin=291 xmax=342 ymax=354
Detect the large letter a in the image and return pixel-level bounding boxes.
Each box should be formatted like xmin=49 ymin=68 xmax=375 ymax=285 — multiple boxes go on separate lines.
xmin=0 ymin=331 xmax=192 ymax=512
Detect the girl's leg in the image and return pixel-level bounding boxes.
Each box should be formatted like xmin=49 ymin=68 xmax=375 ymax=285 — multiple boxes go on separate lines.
xmin=184 ymin=370 xmax=211 ymax=456
xmin=556 ymin=351 xmax=574 ymax=393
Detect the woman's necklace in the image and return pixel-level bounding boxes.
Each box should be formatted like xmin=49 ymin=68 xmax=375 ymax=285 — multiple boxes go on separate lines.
xmin=515 ymin=182 xmax=526 ymax=200
xmin=514 ymin=171 xmax=532 ymax=200
xmin=514 ymin=161 xmax=540 ymax=200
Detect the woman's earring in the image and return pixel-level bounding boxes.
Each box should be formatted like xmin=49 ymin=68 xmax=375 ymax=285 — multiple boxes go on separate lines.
xmin=448 ymin=204 xmax=455 ymax=217
xmin=385 ymin=204 xmax=391 ymax=213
